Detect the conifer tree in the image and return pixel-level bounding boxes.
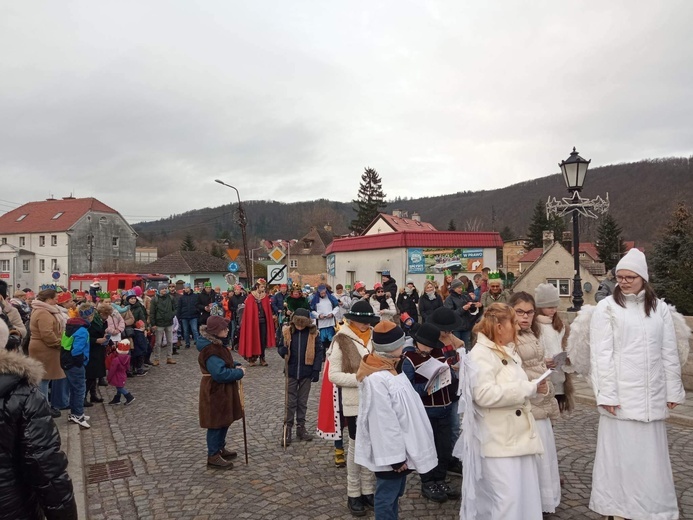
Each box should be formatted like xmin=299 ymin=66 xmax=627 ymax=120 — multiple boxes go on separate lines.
xmin=650 ymin=202 xmax=693 ymax=314
xmin=499 ymin=226 xmax=514 ymax=241
xmin=448 ymin=219 xmax=457 ymax=231
xmin=526 ymin=200 xmax=565 ymax=250
xmin=349 ymin=167 xmax=386 ymax=234
xmin=596 ymin=213 xmax=626 ymax=270
xmin=180 ymin=233 xmax=196 ymax=251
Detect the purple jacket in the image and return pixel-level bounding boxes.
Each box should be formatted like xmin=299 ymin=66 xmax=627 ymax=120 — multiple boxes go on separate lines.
xmin=107 ymin=353 xmax=130 ymax=388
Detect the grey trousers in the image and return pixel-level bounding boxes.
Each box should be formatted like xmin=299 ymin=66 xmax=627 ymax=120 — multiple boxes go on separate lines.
xmin=285 ymin=377 xmax=312 ymax=427
xmin=153 ymin=326 xmax=173 ymax=361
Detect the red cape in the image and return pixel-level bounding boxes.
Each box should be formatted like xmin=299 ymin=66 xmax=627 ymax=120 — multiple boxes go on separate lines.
xmin=316 ymin=359 xmax=343 ymax=440
xmin=239 ymin=295 xmax=275 ymax=358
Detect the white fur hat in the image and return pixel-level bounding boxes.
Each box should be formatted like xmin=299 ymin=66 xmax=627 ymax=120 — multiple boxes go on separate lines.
xmin=535 ymin=283 xmax=560 ymax=308
xmin=616 ymin=248 xmax=649 ymax=282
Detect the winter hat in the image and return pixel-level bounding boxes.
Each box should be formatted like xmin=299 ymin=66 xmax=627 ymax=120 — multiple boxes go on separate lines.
xmin=373 ymin=282 xmax=383 ymax=290
xmin=400 ymin=312 xmax=412 ymax=324
xmin=381 ymin=270 xmax=390 ymax=277
xmin=413 ymin=323 xmax=444 ymax=349
xmin=344 ymin=300 xmax=380 ymax=325
xmin=354 ymin=282 xmax=366 ymax=291
xmin=75 ymin=291 xmax=86 ymax=300
xmin=371 ymin=321 xmax=405 ymax=353
xmin=406 ymin=278 xmax=414 ymax=285
xmin=206 ymin=315 xmax=229 ymax=336
xmin=132 ymin=286 xmax=143 ymax=297
xmin=534 ymin=283 xmax=560 ymax=308
xmin=158 ymin=283 xmax=168 ymax=291
xmin=145 ymin=288 xmax=156 ymax=296
xmin=293 ymin=308 xmax=311 ymax=319
xmin=116 ymin=340 xmax=132 ymax=354
xmin=126 ymin=292 xmax=137 ymax=301
xmin=56 ymin=291 xmax=73 ymax=305
xmin=428 ymin=307 xmax=464 ymax=332
xmin=615 ymin=248 xmax=649 ymax=282
xmin=79 ymin=305 xmax=96 ymax=319
xmin=317 ymin=284 xmax=327 ymax=292
xmin=135 ymin=320 xmax=146 ymax=330
xmin=184 ymin=283 xmax=191 ymax=289
xmin=450 ymin=279 xmax=464 ymax=290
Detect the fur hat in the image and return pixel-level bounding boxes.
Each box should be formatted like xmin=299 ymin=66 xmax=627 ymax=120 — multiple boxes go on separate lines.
xmin=116 ymin=340 xmax=132 ymax=354
xmin=616 ymin=248 xmax=649 ymax=282
xmin=206 ymin=315 xmax=229 ymax=336
xmin=343 ymin=300 xmax=380 ymax=325
xmin=293 ymin=308 xmax=310 ymax=319
xmin=371 ymin=321 xmax=405 ymax=353
xmin=535 ymin=283 xmax=560 ymax=308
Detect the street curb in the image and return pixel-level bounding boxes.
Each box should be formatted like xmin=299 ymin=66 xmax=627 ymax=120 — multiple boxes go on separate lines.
xmin=58 ymin=420 xmax=87 ymax=519
xmin=574 ymin=393 xmax=693 ymax=428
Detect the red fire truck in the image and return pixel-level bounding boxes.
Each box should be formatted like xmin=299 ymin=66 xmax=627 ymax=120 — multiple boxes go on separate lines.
xmin=68 ymin=273 xmax=169 ymax=293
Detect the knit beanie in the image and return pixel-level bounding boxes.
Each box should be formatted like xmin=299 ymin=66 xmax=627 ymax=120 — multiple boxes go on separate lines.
xmin=615 ymin=248 xmax=649 ymax=282
xmin=158 ymin=283 xmax=168 ymax=291
xmin=535 ymin=283 xmax=560 ymax=308
xmin=371 ymin=321 xmax=405 ymax=352
xmin=206 ymin=315 xmax=229 ymax=336
xmin=135 ymin=320 xmax=146 ymax=330
xmin=450 ymin=279 xmax=464 ymax=290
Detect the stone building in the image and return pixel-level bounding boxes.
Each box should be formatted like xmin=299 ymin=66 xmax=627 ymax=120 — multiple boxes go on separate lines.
xmin=288 ymin=226 xmax=334 ymax=280
xmin=0 ymin=197 xmax=137 ymax=289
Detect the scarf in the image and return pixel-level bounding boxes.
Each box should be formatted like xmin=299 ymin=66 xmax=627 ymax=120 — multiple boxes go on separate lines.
xmin=375 ymin=294 xmax=389 ymax=310
xmin=31 ymin=299 xmax=67 ymax=331
xmin=348 ymin=322 xmax=371 ymax=345
xmin=536 ymin=314 xmax=553 ymax=325
xmin=355 ymin=353 xmax=399 ymax=382
xmin=425 ymin=290 xmax=436 ymax=300
xmin=405 ymin=286 xmax=413 ymax=295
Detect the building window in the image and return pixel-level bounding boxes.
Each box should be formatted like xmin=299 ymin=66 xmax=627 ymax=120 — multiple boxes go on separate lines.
xmin=22 ymin=259 xmax=30 ymax=272
xmin=16 ymin=214 xmax=27 ymax=222
xmin=346 ymin=271 xmax=355 ymax=289
xmin=112 ymin=237 xmax=119 ymax=248
xmin=99 ymin=216 xmax=107 ymax=224
xmin=0 ymin=238 xmax=6 ymax=245
xmin=19 ymin=237 xmax=25 ymax=247
xmin=39 ymin=235 xmax=45 ymax=247
xmin=52 ymin=212 xmax=64 ymax=220
xmin=51 ymin=259 xmax=58 ymax=271
xmin=39 ymin=259 xmax=45 ymax=272
xmin=0 ymin=260 xmax=9 ymax=272
xmin=51 ymin=235 xmax=58 ymax=246
xmin=546 ymin=278 xmax=571 ymax=297
xmin=290 ymin=259 xmax=298 ymax=268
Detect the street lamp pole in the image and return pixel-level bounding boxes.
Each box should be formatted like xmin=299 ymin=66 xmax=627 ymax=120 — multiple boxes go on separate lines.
xmin=215 ymin=179 xmax=251 ymax=289
xmin=546 ymin=147 xmax=609 ymax=312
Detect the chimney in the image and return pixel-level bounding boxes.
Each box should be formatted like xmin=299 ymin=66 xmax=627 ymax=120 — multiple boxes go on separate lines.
xmin=392 ymin=209 xmax=402 ymax=218
xmin=411 ymin=212 xmax=421 ymax=222
xmin=62 ymin=195 xmax=76 ymax=200
xmin=542 ymin=230 xmax=554 ymax=252
xmin=562 ymin=231 xmax=573 ymax=254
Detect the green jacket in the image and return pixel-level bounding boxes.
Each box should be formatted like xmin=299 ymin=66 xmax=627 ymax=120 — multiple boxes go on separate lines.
xmin=149 ymin=294 xmax=175 ymax=327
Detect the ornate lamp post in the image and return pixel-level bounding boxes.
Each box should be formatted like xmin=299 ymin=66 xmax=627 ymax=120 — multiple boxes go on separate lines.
xmin=214 ymin=179 xmax=251 ymax=288
xmin=547 ymin=147 xmax=609 ymax=311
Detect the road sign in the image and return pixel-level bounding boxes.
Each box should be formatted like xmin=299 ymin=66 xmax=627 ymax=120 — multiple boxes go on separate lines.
xmin=227 ymin=249 xmax=240 ymax=261
xmin=268 ymin=247 xmax=286 ymax=262
xmin=52 ymin=271 xmax=61 ymax=280
xmin=225 ymin=273 xmax=237 ymax=285
xmin=266 ymin=263 xmax=288 ymax=284
xmin=227 ymin=262 xmax=239 ymax=273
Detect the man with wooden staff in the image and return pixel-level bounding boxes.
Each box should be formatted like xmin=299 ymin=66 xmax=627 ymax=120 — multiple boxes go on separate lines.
xmin=197 ymin=315 xmax=247 ymax=469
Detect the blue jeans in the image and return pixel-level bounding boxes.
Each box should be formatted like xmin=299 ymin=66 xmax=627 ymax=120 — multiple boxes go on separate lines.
xmin=116 ymin=387 xmax=129 ymax=395
xmin=180 ymin=318 xmax=199 ymax=347
xmin=38 ymin=380 xmax=50 ymax=401
xmin=375 ymin=475 xmax=407 ymax=520
xmin=453 ymin=330 xmax=472 ymax=351
xmin=64 ymin=365 xmax=86 ymax=417
xmin=50 ymin=378 xmax=70 ymax=409
xmin=207 ymin=427 xmax=229 ymax=456
xmin=450 ymin=399 xmax=461 ymax=447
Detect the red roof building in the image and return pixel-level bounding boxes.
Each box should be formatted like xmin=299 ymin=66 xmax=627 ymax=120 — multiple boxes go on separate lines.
xmin=0 ymin=197 xmax=118 ymax=234
xmin=362 ymin=211 xmax=437 ymax=235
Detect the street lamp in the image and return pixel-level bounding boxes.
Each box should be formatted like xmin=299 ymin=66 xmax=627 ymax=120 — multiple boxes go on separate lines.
xmin=547 ymin=147 xmax=609 ymax=312
xmin=215 ymin=179 xmax=251 ymax=289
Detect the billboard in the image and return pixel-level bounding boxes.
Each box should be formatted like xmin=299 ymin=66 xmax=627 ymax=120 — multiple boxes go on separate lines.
xmin=407 ymin=248 xmax=484 ymax=274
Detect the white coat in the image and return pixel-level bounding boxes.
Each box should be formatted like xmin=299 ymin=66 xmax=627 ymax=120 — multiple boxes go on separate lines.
xmin=470 ymin=333 xmax=543 ymax=458
xmin=327 ymin=325 xmax=372 ymax=417
xmin=590 ymin=293 xmax=685 ymax=422
xmin=355 ymin=371 xmax=437 ymax=475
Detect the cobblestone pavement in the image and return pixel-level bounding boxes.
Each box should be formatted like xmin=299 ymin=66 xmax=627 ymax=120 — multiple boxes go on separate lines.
xmin=77 ymin=346 xmax=693 ymax=519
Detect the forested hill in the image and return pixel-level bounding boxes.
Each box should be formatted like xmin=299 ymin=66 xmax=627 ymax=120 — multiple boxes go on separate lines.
xmin=134 ymin=157 xmax=692 ymax=255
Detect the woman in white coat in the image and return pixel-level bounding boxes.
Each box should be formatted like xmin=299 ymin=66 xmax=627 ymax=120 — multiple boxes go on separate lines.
xmin=589 ymin=248 xmax=685 ymax=520
xmin=460 ymin=302 xmax=548 ymax=520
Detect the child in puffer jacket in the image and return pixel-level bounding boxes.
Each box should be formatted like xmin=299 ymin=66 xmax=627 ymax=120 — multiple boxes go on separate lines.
xmin=107 ymin=340 xmax=135 ymax=405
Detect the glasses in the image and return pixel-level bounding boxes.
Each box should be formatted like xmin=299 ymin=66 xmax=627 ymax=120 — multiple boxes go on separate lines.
xmin=616 ymin=275 xmax=639 ymax=283
xmin=514 ymin=310 xmax=535 ymax=317
xmin=376 ymin=290 xmax=384 ymax=293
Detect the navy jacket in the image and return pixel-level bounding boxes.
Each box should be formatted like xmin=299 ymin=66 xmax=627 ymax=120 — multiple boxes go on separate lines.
xmin=177 ymin=291 xmax=199 ymax=320
xmin=277 ymin=326 xmax=324 ymax=380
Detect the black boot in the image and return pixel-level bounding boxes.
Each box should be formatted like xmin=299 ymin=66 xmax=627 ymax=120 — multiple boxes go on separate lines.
xmin=98 ymin=377 xmax=108 ymax=387
xmin=108 ymin=394 xmax=121 ymax=405
xmin=124 ymin=393 xmax=136 ymax=406
xmin=347 ymin=496 xmax=366 ymax=517
xmin=83 ymin=399 xmax=94 ymax=408
xmin=361 ymin=494 xmax=375 ymax=509
xmin=90 ymin=392 xmax=104 ymax=403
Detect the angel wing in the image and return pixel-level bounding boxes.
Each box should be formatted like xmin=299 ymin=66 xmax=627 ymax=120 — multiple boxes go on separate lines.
xmin=563 ymin=305 xmax=596 ymax=379
xmin=668 ymin=304 xmax=691 ymax=367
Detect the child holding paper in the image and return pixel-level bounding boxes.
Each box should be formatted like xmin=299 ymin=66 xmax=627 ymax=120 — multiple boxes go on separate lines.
xmin=534 ymin=283 xmax=574 ymax=413
xmin=509 ymin=291 xmax=561 ymax=514
xmin=402 ymin=322 xmax=460 ymax=504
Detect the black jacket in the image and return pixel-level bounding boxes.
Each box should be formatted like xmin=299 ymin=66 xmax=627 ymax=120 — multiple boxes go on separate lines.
xmin=419 ymin=293 xmax=444 ymax=323
xmin=396 ymin=289 xmax=420 ymax=321
xmin=0 ymin=349 xmax=77 ymax=520
xmin=177 ymin=291 xmax=199 ymax=320
xmin=129 ymin=300 xmax=147 ymax=324
xmin=444 ymin=291 xmax=480 ymax=331
xmin=382 ymin=277 xmax=398 ymax=300
xmin=197 ymin=290 xmax=217 ymax=324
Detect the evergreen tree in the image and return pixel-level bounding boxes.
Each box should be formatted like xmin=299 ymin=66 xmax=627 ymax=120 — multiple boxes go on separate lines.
xmin=499 ymin=225 xmax=514 ymax=241
xmin=180 ymin=233 xmax=196 ymax=251
xmin=650 ymin=202 xmax=693 ymax=314
xmin=209 ymin=242 xmax=225 ymax=258
xmin=349 ymin=167 xmax=387 ymax=234
xmin=526 ymin=200 xmax=566 ymax=250
xmin=448 ymin=219 xmax=457 ymax=231
xmin=595 ymin=213 xmax=626 ymax=270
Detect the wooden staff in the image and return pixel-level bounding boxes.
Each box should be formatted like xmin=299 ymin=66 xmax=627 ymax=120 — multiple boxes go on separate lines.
xmin=238 ymin=379 xmax=249 ymax=465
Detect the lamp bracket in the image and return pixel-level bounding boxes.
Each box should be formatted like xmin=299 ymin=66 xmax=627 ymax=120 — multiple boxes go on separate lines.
xmin=546 ymin=191 xmax=610 ymax=219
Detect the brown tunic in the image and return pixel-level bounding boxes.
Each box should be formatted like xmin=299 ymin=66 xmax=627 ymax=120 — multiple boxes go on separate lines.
xmin=198 ymin=341 xmax=243 ymax=429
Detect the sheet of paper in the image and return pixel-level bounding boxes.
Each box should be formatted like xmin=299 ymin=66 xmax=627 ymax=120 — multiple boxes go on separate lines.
xmin=415 ymin=356 xmax=448 ymax=380
xmin=533 ymin=368 xmax=553 ymax=385
xmin=426 ymin=366 xmax=452 ymax=394
xmin=552 ymin=351 xmax=568 ymax=371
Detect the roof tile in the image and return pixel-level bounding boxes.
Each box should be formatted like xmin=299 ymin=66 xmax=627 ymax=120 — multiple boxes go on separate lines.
xmin=0 ymin=198 xmax=118 ymax=234
xmin=326 ymin=231 xmax=502 ymax=254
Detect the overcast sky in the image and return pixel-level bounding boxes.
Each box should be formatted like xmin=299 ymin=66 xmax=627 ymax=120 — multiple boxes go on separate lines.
xmin=1 ymin=1 xmax=692 ymax=223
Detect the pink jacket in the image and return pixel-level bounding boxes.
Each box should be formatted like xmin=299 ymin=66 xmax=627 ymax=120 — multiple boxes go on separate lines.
xmin=107 ymin=353 xmax=130 ymax=388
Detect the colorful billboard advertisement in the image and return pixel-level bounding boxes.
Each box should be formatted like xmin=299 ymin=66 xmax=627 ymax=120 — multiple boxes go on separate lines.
xmin=407 ymin=248 xmax=484 ymax=274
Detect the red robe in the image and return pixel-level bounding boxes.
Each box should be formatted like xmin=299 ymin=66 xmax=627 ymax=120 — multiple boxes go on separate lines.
xmin=239 ymin=295 xmax=275 ymax=358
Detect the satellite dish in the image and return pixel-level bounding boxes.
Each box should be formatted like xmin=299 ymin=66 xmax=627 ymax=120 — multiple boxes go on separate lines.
xmin=225 ymin=273 xmax=237 ymax=285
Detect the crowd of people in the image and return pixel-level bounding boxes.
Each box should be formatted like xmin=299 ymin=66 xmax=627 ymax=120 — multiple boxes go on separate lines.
xmin=0 ymin=247 xmax=686 ymax=519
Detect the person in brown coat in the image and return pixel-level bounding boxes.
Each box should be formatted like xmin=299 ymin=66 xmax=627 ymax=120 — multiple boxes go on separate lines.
xmin=197 ymin=315 xmax=245 ymax=470
xmin=28 ymin=289 xmax=66 ymax=412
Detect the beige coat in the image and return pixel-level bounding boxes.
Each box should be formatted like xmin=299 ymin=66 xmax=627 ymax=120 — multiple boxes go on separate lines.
xmin=515 ymin=331 xmax=559 ymax=421
xmin=28 ymin=303 xmax=65 ymax=380
xmin=470 ymin=333 xmax=544 ymax=458
xmin=327 ymin=324 xmax=373 ymax=417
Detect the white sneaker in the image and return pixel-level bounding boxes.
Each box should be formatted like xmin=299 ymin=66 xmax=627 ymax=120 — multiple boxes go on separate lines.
xmin=68 ymin=414 xmax=91 ymax=429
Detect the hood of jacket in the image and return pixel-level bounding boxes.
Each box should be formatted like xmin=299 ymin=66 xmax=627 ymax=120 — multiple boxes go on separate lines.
xmin=65 ymin=317 xmax=89 ymax=338
xmin=0 ymin=349 xmax=45 ymax=397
